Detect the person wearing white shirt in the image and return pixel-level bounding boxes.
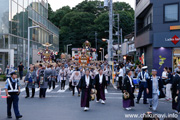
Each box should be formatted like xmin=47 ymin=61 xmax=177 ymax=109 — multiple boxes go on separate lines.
xmin=118 ymin=65 xmax=124 ymax=90
xmin=161 ymin=67 xmax=168 ymax=85
xmin=122 ymin=70 xmax=135 ymax=110
xmin=94 ymin=69 xmax=107 ymax=104
xmin=78 ymin=69 xmax=93 ymax=111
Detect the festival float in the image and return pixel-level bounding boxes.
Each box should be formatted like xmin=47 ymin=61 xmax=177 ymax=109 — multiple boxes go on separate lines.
xmin=37 ymin=43 xmax=58 ymax=63
xmin=72 ymin=41 xmax=96 ymax=66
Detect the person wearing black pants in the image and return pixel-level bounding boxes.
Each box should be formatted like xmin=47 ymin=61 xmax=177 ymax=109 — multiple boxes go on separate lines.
xmin=24 ymin=65 xmax=37 ymax=98
xmin=40 ymin=64 xmax=52 ymax=98
xmin=70 ymin=67 xmax=81 ymax=96
xmin=25 ymin=87 xmax=35 ymax=98
xmin=61 ymin=80 xmax=66 ymax=90
xmin=49 ymin=81 xmax=56 ymax=89
xmin=59 ymin=67 xmax=67 ymax=90
xmin=39 ymin=88 xmax=47 ymax=98
xmin=18 ymin=62 xmax=24 ymax=80
xmin=49 ymin=65 xmax=56 ymax=89
xmin=118 ymin=65 xmax=124 ymax=90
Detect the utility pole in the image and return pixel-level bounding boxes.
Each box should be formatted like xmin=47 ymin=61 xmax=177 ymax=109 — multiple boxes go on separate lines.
xmin=95 ymin=31 xmax=98 ymax=60
xmin=109 ymin=0 xmax=113 ymax=64
xmin=117 ymin=14 xmax=120 ymax=62
xmin=120 ymin=28 xmax=123 ymax=62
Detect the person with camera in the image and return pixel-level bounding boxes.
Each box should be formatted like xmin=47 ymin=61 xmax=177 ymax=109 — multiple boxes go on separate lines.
xmin=5 ymin=71 xmax=23 ymax=119
xmin=122 ymin=70 xmax=135 ymax=110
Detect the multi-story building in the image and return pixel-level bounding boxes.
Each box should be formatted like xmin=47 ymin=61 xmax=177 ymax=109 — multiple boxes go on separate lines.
xmin=0 ymin=0 xmax=59 ymax=71
xmin=135 ymin=0 xmax=180 ymax=75
xmin=122 ymin=32 xmax=136 ymax=63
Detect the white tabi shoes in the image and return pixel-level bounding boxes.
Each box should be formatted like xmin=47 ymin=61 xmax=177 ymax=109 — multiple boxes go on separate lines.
xmin=101 ymin=100 xmax=105 ymax=104
xmin=84 ymin=107 xmax=89 ymax=111
xmin=125 ymin=107 xmax=132 ymax=111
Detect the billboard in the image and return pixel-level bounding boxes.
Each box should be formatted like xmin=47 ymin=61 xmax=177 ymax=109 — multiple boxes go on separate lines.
xmin=153 ymin=48 xmax=172 ymax=76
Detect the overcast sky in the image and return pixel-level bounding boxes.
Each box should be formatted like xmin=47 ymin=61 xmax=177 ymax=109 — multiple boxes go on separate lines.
xmin=48 ymin=0 xmax=135 ymax=11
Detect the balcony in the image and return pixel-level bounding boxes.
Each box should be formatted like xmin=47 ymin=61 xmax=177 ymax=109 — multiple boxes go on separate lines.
xmin=136 ymin=24 xmax=152 ymax=36
xmin=135 ymin=0 xmax=152 ymax=18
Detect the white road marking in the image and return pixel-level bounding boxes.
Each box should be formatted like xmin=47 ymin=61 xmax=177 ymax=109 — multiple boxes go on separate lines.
xmin=20 ymin=88 xmax=26 ymax=92
xmin=35 ymin=88 xmax=40 ymax=92
xmin=47 ymin=85 xmax=59 ymax=92
xmin=57 ymin=85 xmax=69 ymax=93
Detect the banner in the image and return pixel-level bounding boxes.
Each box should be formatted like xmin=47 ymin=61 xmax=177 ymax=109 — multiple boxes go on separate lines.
xmin=153 ymin=48 xmax=172 ymax=76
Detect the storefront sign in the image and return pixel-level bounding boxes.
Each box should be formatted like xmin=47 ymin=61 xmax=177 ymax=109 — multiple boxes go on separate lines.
xmin=170 ymin=25 xmax=180 ymax=30
xmin=128 ymin=44 xmax=136 ymax=52
xmin=154 ymin=32 xmax=180 ymax=47
xmin=165 ymin=35 xmax=180 ymax=45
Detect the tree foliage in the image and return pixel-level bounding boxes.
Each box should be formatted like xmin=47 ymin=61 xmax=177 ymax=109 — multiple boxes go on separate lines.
xmin=48 ymin=1 xmax=134 ymax=54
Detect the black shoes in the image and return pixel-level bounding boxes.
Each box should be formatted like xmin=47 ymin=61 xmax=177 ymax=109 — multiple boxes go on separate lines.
xmin=136 ymin=101 xmax=139 ymax=104
xmin=7 ymin=116 xmax=12 ymax=118
xmin=143 ymin=102 xmax=148 ymax=104
xmin=16 ymin=115 xmax=23 ymax=119
xmin=25 ymin=96 xmax=29 ymax=98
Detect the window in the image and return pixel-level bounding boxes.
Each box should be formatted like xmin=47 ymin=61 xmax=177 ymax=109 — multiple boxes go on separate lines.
xmin=164 ymin=3 xmax=179 ymax=22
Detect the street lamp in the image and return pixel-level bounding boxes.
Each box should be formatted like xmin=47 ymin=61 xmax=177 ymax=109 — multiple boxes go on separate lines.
xmin=100 ymin=48 xmax=104 ymax=61
xmin=102 ymin=38 xmax=108 ymax=42
xmin=67 ymin=44 xmax=72 ymax=55
xmin=99 ymin=51 xmax=102 ymax=61
xmin=28 ymin=25 xmax=40 ymax=71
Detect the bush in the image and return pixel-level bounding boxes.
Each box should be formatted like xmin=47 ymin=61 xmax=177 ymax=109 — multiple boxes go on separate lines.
xmin=0 ymin=74 xmax=6 ymax=81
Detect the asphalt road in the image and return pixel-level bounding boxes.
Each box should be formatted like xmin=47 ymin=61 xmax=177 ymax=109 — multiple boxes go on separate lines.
xmin=0 ymin=83 xmax=179 ymax=120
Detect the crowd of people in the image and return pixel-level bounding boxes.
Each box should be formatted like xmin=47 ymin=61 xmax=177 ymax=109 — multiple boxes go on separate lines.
xmin=3 ymin=60 xmax=180 ymax=119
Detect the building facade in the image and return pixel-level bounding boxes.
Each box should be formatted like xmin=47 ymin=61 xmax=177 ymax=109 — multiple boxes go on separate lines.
xmin=135 ymin=0 xmax=180 ymax=75
xmin=0 ymin=0 xmax=59 ymax=71
xmin=122 ymin=32 xmax=136 ymax=63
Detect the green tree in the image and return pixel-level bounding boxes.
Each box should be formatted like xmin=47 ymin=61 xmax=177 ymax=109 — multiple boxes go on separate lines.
xmin=48 ymin=1 xmax=134 ymax=54
xmin=59 ymin=11 xmax=95 ymax=51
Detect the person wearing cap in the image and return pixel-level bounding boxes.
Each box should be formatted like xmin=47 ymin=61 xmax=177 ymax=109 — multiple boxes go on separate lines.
xmin=5 ymin=71 xmax=23 ymax=119
xmin=24 ymin=65 xmax=37 ymax=98
xmin=122 ymin=70 xmax=135 ymax=110
xmin=136 ymin=66 xmax=149 ymax=104
xmin=94 ymin=69 xmax=107 ymax=104
xmin=146 ymin=69 xmax=164 ymax=111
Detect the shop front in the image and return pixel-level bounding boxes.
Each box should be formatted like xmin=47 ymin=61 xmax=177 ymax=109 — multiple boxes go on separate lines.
xmin=153 ymin=32 xmax=180 ymax=75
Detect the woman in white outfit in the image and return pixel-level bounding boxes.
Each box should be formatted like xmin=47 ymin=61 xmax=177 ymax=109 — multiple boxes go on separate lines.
xmin=70 ymin=67 xmax=81 ymax=96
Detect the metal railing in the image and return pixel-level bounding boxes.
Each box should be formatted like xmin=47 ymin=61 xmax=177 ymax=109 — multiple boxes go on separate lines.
xmin=136 ymin=23 xmax=152 ymax=36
